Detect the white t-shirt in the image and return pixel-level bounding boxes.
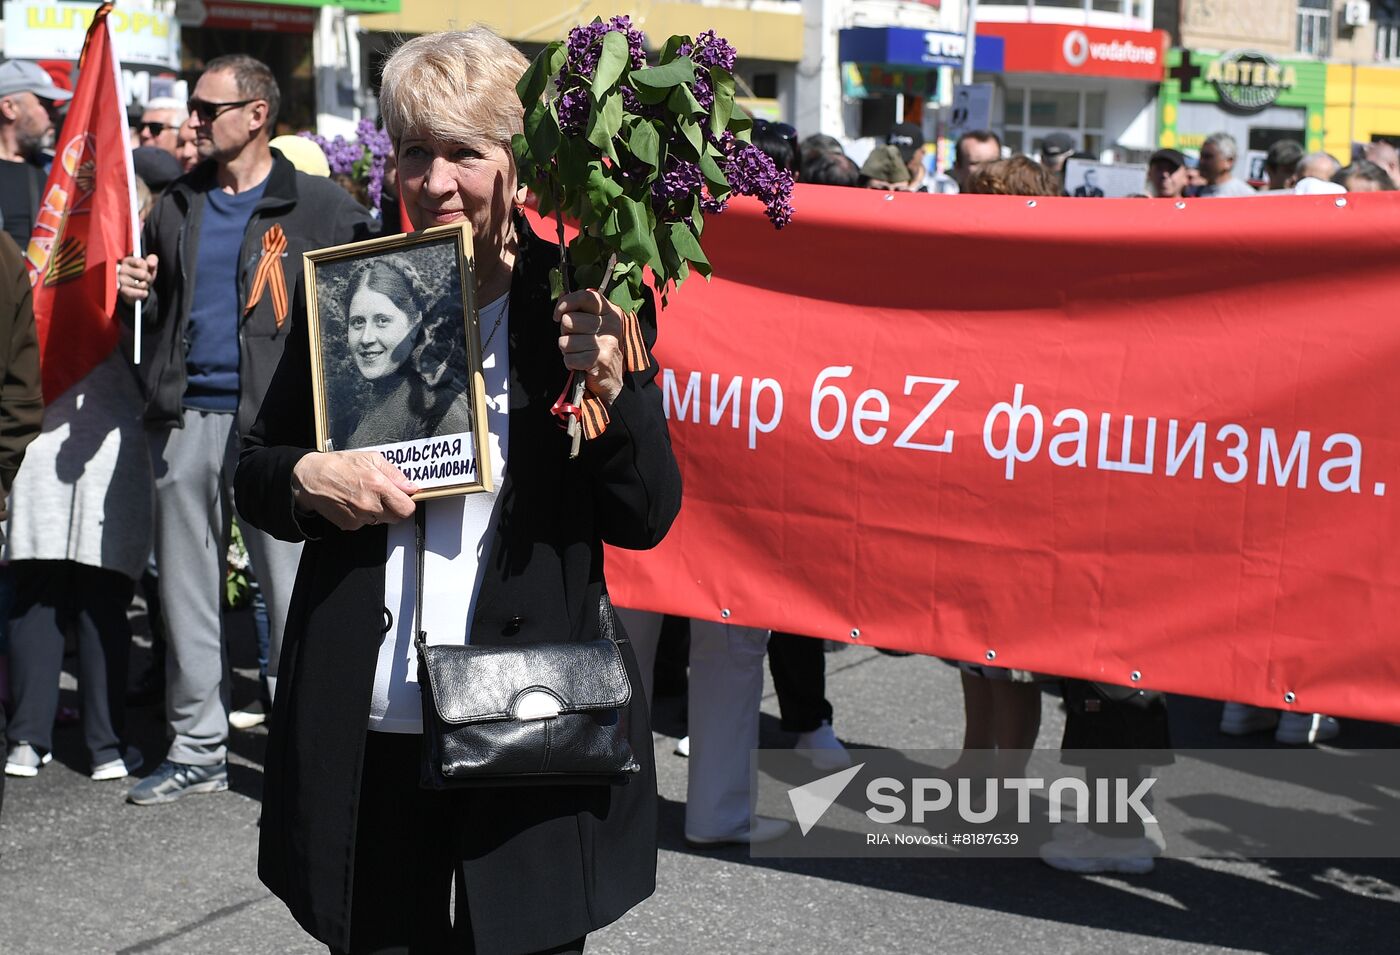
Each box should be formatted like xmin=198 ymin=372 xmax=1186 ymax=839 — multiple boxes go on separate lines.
xmin=368 ymin=293 xmax=511 ymax=733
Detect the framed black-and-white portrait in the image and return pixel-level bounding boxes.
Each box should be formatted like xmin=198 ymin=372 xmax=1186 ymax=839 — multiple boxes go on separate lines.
xmin=303 ymin=221 xmax=491 ymax=499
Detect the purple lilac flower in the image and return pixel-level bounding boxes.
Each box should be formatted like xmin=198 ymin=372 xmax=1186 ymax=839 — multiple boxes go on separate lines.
xmin=565 ymin=21 xmax=608 ymax=76
xmin=651 ymin=158 xmax=703 ymax=210
xmin=608 ymin=15 xmax=647 ymax=69
xmin=720 ymin=141 xmax=794 ymax=230
xmin=692 ymin=71 xmax=714 ymax=110
xmin=679 ymin=30 xmax=737 ymax=72
xmin=558 ymin=85 xmax=590 ymax=135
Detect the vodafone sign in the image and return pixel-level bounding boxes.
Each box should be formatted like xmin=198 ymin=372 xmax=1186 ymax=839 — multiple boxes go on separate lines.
xmin=977 ymin=23 xmax=1167 ymax=81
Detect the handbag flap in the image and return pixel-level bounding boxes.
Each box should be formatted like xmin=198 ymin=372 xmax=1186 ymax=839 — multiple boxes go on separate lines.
xmin=420 ymin=639 xmax=632 ymax=725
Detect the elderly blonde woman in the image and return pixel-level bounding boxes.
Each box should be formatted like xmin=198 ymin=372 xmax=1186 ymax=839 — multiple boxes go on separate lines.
xmin=235 ymin=27 xmax=681 ymax=955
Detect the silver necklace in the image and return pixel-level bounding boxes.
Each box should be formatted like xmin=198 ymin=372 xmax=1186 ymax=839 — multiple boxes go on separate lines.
xmin=481 ymin=301 xmax=506 ymax=352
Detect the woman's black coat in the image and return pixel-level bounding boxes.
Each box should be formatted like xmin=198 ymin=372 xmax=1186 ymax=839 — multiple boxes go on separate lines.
xmin=234 ymin=220 xmax=682 ymax=954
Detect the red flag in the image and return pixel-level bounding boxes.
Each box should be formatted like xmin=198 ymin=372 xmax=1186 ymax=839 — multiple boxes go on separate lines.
xmin=26 ymin=2 xmax=138 ymax=402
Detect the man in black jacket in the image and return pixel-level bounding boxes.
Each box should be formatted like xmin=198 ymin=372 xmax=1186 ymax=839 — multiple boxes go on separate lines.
xmin=117 ymin=55 xmax=372 ymax=805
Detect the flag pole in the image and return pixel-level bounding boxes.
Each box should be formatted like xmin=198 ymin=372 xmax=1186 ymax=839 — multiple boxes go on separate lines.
xmin=104 ymin=7 xmax=142 ymax=362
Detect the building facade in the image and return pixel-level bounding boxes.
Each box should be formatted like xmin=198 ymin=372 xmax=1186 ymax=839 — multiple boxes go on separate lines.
xmin=975 ymin=2 xmax=1167 ymax=162
xmin=1158 ymin=0 xmax=1400 ymax=166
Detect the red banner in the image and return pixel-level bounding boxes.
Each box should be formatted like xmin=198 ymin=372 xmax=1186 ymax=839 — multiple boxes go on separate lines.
xmin=27 ymin=3 xmax=137 ymax=402
xmin=602 ymin=185 xmax=1400 ymax=725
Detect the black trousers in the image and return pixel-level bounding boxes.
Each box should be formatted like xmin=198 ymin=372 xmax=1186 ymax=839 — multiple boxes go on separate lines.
xmin=5 ymin=561 xmax=134 ymax=765
xmin=1060 ymin=680 xmax=1171 ymax=839
xmin=336 ymin=731 xmax=588 ymax=955
xmin=767 ymin=631 xmax=833 ymax=733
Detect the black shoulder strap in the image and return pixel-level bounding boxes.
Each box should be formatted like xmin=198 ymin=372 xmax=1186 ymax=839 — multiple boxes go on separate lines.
xmin=414 ymin=507 xmax=427 ymax=654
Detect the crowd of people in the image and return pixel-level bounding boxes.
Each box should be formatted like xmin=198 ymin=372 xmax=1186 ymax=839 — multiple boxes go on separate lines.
xmin=0 ymin=30 xmax=1390 ymax=952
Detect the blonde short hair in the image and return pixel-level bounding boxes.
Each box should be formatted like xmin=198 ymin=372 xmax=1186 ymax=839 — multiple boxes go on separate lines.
xmin=379 ymin=28 xmax=530 ymax=150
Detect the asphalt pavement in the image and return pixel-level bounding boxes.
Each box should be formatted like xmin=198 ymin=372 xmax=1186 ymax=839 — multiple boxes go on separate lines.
xmin=2 ymin=612 xmax=1398 ymax=955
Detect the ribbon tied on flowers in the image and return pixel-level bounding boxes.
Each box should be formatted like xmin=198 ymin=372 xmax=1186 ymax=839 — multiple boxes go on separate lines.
xmin=551 ymin=309 xmax=652 ymax=441
xmin=245 ymin=224 xmax=289 ymax=329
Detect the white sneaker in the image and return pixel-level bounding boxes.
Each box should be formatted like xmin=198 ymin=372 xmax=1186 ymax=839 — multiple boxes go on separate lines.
xmin=4 ymin=742 xmax=52 ymax=777
xmin=229 ymin=700 xmax=267 ymax=730
xmin=794 ymin=721 xmax=852 ymax=770
xmin=1220 ymin=702 xmax=1279 ymax=736
xmin=1275 ymin=712 xmax=1340 ymax=745
xmin=1054 ymin=818 xmax=1165 ymax=856
xmin=673 ymin=736 xmax=690 ymax=757
xmin=91 ymin=748 xmax=145 ymax=781
xmin=685 ymin=816 xmax=791 ymax=848
xmin=1040 ymin=826 xmax=1155 ymax=874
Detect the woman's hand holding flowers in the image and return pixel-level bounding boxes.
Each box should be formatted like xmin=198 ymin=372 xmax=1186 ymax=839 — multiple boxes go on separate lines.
xmin=555 ymin=289 xmax=626 ymax=406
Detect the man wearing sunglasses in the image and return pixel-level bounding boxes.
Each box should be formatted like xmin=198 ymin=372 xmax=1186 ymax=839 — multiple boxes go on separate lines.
xmin=137 ymin=96 xmax=187 ymax=160
xmin=116 ymin=55 xmax=374 ymax=807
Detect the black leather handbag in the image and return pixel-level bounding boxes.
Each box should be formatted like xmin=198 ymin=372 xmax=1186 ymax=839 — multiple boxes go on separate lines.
xmin=411 ymin=510 xmax=641 ymax=789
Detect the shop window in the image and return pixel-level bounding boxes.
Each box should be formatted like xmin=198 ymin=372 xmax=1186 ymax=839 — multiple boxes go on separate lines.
xmin=1296 ymin=0 xmax=1332 ymax=58
xmin=1084 ymin=91 xmax=1106 ymax=128
xmin=1029 ymin=90 xmax=1079 ymax=128
xmin=1004 ymin=87 xmax=1025 ymax=125
xmin=859 ymin=96 xmax=898 ymax=140
xmin=1003 ymin=86 xmax=1107 ymax=159
xmin=1377 ymin=18 xmax=1400 ymax=61
xmin=751 ymin=72 xmax=778 ymax=99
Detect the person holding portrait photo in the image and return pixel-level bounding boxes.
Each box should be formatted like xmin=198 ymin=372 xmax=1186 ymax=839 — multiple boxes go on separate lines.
xmin=235 ymin=26 xmax=681 ymax=955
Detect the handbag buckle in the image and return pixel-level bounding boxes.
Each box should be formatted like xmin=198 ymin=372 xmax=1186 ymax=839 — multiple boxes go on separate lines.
xmin=513 ymin=690 xmax=563 ymax=721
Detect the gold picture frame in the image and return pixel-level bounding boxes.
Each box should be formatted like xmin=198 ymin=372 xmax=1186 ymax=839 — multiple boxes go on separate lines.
xmin=302 ymin=221 xmax=492 ymax=500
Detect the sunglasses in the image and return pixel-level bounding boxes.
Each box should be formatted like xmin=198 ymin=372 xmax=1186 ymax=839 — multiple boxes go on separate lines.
xmin=187 ymin=98 xmax=255 ymax=123
xmin=138 ymin=121 xmax=169 ymax=137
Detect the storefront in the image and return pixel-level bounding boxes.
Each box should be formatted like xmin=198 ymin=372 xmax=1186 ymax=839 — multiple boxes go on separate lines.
xmin=3 ymin=0 xmax=181 ymax=104
xmin=1158 ymin=48 xmax=1327 ymax=177
xmin=1323 ymin=63 xmax=1400 ymax=160
xmin=835 ymin=27 xmax=1004 ymax=140
xmin=974 ymin=22 xmax=1168 ymax=162
xmin=177 ymin=0 xmax=399 ymax=135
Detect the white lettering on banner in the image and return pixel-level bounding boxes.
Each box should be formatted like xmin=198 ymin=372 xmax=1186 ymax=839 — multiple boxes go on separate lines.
xmin=1259 ymin=429 xmax=1310 ymax=489
xmin=810 ymin=368 xmax=959 ymax=452
xmin=662 ymin=368 xmax=784 ymax=450
xmin=1048 ymin=409 xmax=1089 ymax=467
xmin=710 ymin=374 xmax=743 ymax=429
xmin=1097 ymin=413 xmax=1156 ymax=474
xmin=972 ymin=387 xmax=1376 ymax=494
xmin=750 ymin=379 xmax=784 ymax=450
xmin=893 ymin=377 xmax=959 ymax=453
xmin=984 ymin=384 xmax=1044 ymax=480
xmin=811 ymin=366 xmax=853 ymax=441
xmin=1214 ymin=424 xmax=1249 ymax=484
xmin=1319 ymin=434 xmax=1363 ymax=493
xmin=663 ymin=369 xmax=701 ymax=423
xmin=662 ymin=370 xmax=1384 ymax=496
xmin=852 ymin=389 xmax=890 ymax=445
xmin=1166 ymin=420 xmax=1207 ymax=479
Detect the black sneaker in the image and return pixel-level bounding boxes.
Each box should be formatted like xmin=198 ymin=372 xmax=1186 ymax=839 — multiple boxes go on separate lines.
xmin=126 ymin=759 xmax=228 ymax=805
